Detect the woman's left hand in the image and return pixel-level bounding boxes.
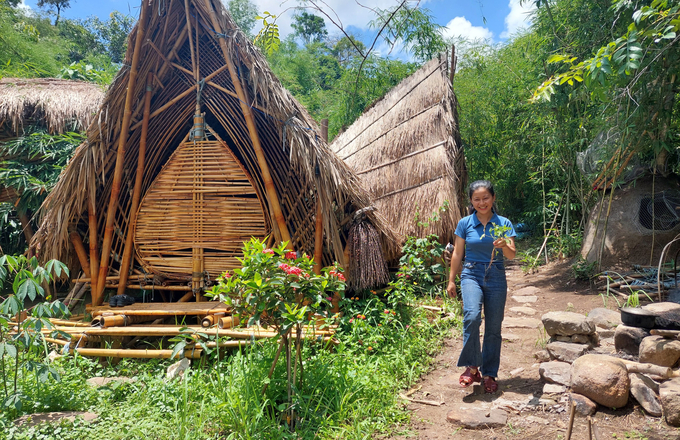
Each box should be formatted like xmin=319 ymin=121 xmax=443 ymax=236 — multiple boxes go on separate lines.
xmin=493 ymin=238 xmax=508 ymax=249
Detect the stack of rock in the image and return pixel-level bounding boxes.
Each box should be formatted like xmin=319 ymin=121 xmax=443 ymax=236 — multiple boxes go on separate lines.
xmin=541 ymin=311 xmax=598 ymax=363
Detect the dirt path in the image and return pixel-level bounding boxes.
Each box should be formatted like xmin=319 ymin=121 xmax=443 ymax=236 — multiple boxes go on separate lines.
xmin=390 ymin=261 xmax=680 ymax=440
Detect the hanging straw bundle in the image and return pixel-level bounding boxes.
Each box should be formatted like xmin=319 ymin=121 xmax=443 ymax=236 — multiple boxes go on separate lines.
xmin=347 ymin=219 xmax=389 ymax=292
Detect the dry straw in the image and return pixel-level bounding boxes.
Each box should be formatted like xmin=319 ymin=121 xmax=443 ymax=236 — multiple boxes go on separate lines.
xmin=32 ymin=0 xmax=398 ymax=294
xmin=331 ymin=55 xmax=467 ymax=246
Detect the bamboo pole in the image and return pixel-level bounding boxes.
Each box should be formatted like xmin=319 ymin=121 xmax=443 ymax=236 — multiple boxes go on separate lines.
xmin=203 ymin=0 xmax=291 ymax=247
xmin=313 ymin=118 xmax=328 ymax=275
xmin=88 ymin=182 xmax=99 ymax=297
xmin=96 ymin=0 xmax=151 ymax=306
xmin=69 ymin=231 xmax=91 ymax=278
xmin=67 ymin=347 xmax=203 ymax=359
xmin=118 ymin=72 xmax=155 ymax=296
xmin=17 ymin=210 xmax=34 ymax=244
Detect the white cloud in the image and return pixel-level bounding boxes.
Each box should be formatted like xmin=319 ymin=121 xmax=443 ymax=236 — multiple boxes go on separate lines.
xmin=17 ymin=0 xmax=32 ymax=12
xmin=500 ymin=0 xmax=535 ymax=39
xmin=442 ymin=16 xmax=493 ymax=42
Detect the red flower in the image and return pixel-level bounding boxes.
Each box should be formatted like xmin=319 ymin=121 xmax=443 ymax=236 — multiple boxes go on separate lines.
xmin=263 ymin=248 xmax=275 ymax=255
xmin=285 ymin=251 xmax=297 ymax=259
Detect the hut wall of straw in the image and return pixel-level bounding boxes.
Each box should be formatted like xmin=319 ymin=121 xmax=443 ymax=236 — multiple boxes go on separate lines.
xmin=0 ymin=78 xmax=104 ymax=137
xmin=331 ymin=55 xmax=467 ymax=247
xmin=32 ymin=0 xmax=398 ymax=291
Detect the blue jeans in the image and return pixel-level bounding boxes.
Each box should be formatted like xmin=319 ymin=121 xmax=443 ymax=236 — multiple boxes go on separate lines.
xmin=457 ymin=261 xmax=507 ymax=378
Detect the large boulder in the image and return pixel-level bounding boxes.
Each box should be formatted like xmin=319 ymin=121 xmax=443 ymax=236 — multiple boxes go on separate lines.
xmin=571 ymin=354 xmax=630 ymax=409
xmin=539 ymin=361 xmax=571 ymax=386
xmin=542 ymin=311 xmax=596 ymax=337
xmin=587 ymin=308 xmax=622 ymax=329
xmin=614 ymin=325 xmax=650 ymax=356
xmin=638 ymin=336 xmax=680 ymax=367
xmin=629 ymin=373 xmax=662 ymax=417
xmin=546 ymin=341 xmax=589 ymax=363
xmin=660 ymin=377 xmax=680 ymax=426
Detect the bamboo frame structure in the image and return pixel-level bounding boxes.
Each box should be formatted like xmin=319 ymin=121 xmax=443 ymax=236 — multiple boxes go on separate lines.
xmin=33 ymin=0 xmax=399 ymax=302
xmin=69 ymin=231 xmax=90 ymax=277
xmin=96 ymin=0 xmax=151 ymax=305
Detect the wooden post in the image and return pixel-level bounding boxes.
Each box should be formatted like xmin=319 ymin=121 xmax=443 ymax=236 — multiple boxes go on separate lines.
xmin=313 ymin=119 xmax=328 ymax=275
xmin=88 ymin=184 xmax=99 ymax=301
xmin=96 ymin=0 xmax=151 ymax=305
xmin=69 ymin=231 xmax=91 ymax=278
xmin=117 ymin=72 xmax=154 ymax=296
xmin=449 ymin=44 xmax=457 ymax=84
xmin=202 ymin=0 xmax=292 ymax=247
xmin=17 ymin=210 xmax=34 ymax=244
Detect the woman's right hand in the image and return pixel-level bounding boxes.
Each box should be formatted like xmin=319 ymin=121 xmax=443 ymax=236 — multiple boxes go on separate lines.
xmin=446 ymin=281 xmax=457 ymax=299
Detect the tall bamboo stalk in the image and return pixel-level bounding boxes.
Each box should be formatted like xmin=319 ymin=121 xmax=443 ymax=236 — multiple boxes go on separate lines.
xmin=69 ymin=231 xmax=90 ymax=277
xmin=202 ymin=0 xmax=291 ymax=247
xmin=96 ymin=0 xmax=151 ymax=305
xmin=118 ymin=72 xmax=154 ymax=296
xmin=88 ymin=179 xmax=99 ymax=297
xmin=313 ymin=119 xmax=328 ymax=275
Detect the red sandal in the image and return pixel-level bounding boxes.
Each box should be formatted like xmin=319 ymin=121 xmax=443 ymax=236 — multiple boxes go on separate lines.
xmin=483 ymin=376 xmax=498 ymax=394
xmin=459 ymin=367 xmax=482 ymax=388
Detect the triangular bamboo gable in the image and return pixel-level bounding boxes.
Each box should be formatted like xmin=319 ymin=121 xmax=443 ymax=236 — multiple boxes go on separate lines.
xmin=134 ymin=131 xmax=267 ymax=279
xmin=33 ymin=0 xmax=399 ymax=302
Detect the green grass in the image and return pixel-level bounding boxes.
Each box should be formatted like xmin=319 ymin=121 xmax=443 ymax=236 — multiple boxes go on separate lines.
xmin=0 ymin=301 xmax=461 ymax=440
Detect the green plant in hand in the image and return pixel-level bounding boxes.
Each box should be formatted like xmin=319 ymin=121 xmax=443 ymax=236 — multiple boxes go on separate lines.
xmin=487 ymin=223 xmax=512 ymax=266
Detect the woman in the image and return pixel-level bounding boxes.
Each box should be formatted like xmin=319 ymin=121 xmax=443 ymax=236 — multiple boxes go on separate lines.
xmin=446 ymin=180 xmax=516 ymax=393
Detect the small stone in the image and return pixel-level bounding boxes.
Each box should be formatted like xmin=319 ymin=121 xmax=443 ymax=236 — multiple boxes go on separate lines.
xmin=14 ymin=412 xmax=98 ymax=427
xmin=509 ymin=306 xmax=537 ymax=316
xmin=503 ymin=317 xmax=542 ymax=329
xmin=509 ymin=367 xmax=525 ymax=377
xmin=571 ymin=334 xmax=590 ymax=344
xmin=543 ymin=383 xmax=566 ymax=394
xmin=587 ymin=308 xmax=622 ymax=329
xmin=86 ymin=377 xmax=136 ymax=387
xmin=542 ymin=311 xmax=596 ymax=337
xmin=512 ymin=295 xmax=538 ymax=303
xmin=660 ymin=377 xmax=680 ymax=426
xmin=639 ymin=335 xmax=680 ymax=367
xmin=514 ymin=286 xmax=540 ymax=296
xmin=556 ymin=335 xmax=571 ymax=342
xmin=571 ymin=354 xmax=630 ymax=409
xmin=166 ymin=358 xmax=191 ymax=381
xmin=614 ymin=325 xmax=651 ymax=356
xmin=597 ymin=328 xmax=616 ymax=339
xmin=629 ymin=373 xmax=662 ymax=417
xmin=534 ymin=350 xmax=551 ymax=362
xmin=47 ymin=350 xmax=62 ymax=363
xmin=539 ymin=361 xmax=571 ymax=386
xmin=546 ymin=341 xmax=589 ymax=363
xmin=446 ymin=404 xmax=508 ymax=429
xmin=567 ymin=393 xmax=597 ymax=416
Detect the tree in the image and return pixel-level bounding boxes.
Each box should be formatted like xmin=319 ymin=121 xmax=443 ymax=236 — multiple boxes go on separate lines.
xmin=36 ymin=0 xmax=71 ymax=26
xmin=369 ymin=5 xmax=446 ymax=63
xmin=226 ymin=0 xmax=258 ymax=36
xmin=292 ymin=12 xmax=328 ymax=45
xmin=331 ymin=35 xmax=366 ymax=66
xmin=84 ymin=11 xmax=135 ymax=64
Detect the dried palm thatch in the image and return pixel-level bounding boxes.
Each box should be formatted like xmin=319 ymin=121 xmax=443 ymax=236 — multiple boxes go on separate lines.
xmin=331 ymin=54 xmax=467 ymax=247
xmin=33 ymin=0 xmax=398 ymax=296
xmin=0 ymin=78 xmax=104 ymax=136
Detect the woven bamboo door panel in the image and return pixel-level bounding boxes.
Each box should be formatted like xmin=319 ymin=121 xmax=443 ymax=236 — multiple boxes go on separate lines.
xmin=134 ymin=139 xmax=267 ymax=278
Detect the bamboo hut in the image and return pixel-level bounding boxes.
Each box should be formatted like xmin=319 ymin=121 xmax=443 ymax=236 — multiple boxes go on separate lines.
xmin=0 ymin=78 xmax=104 ymax=239
xmin=330 ymin=54 xmax=467 ymax=246
xmin=33 ymin=0 xmax=398 ymax=305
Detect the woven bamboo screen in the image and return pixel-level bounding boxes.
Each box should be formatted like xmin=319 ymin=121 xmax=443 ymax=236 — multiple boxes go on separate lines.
xmin=134 ymin=137 xmax=267 ymax=279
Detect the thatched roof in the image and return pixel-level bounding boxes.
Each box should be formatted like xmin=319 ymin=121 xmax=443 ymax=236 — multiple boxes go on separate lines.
xmin=0 ymin=78 xmax=104 ymax=136
xmin=33 ymin=0 xmax=397 ymax=291
xmin=331 ymin=55 xmax=467 ymax=245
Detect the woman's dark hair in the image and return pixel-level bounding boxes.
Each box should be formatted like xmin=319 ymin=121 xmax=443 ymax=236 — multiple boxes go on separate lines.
xmin=467 ymin=180 xmax=497 ymax=214
xmin=468 ymin=180 xmax=495 ymax=199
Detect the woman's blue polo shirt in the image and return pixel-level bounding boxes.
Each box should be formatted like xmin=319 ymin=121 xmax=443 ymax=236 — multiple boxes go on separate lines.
xmin=454 ymin=213 xmax=516 ymax=263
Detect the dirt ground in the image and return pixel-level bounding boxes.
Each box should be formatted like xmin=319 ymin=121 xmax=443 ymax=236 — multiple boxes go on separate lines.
xmin=389 ymin=260 xmax=680 ymax=440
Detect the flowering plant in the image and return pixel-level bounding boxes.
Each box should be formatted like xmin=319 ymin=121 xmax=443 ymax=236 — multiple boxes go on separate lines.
xmin=207 ymin=238 xmax=345 ymax=335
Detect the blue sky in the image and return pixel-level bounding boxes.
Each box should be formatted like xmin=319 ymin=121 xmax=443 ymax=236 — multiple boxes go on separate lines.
xmin=21 ymin=0 xmax=535 ymax=54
